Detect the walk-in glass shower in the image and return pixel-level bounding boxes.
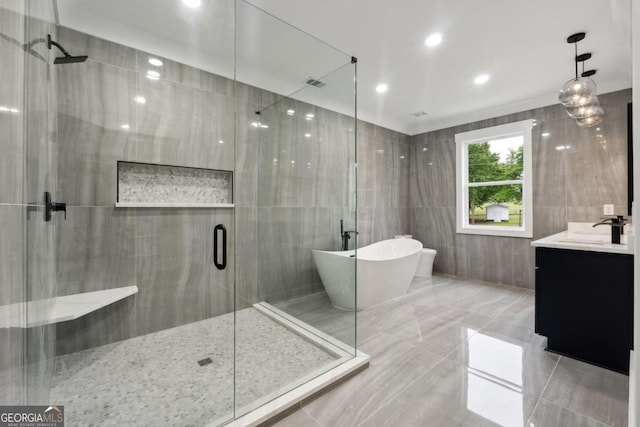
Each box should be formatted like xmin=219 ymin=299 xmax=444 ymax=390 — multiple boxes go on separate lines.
xmin=0 ymin=0 xmax=358 ymax=425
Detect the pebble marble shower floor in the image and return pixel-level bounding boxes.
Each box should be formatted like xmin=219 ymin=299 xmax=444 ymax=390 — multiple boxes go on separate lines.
xmin=274 ymin=274 xmax=630 ymax=427
xmin=50 ymin=307 xmax=339 ymax=426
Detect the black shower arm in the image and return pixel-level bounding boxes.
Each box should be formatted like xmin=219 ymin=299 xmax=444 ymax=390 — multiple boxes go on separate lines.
xmin=47 ymin=34 xmax=72 ymax=57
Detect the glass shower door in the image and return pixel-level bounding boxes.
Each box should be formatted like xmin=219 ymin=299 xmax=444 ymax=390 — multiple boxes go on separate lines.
xmin=25 ymin=0 xmax=238 ymax=425
xmin=234 ymin=0 xmax=357 ymax=419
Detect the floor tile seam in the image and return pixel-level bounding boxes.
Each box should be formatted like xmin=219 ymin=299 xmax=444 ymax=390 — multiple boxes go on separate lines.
xmin=353 ymin=351 xmax=452 ymax=427
xmin=481 ymin=290 xmax=530 ymax=321
xmin=526 ymin=356 xmax=561 ymax=424
xmin=475 ymin=316 xmax=536 ymax=341
xmin=537 ymin=355 xmax=561 ymax=398
xmin=301 ymin=407 xmax=325 ymax=427
xmin=469 ymin=307 xmax=500 ymax=335
xmin=534 ymin=395 xmax=615 ymax=427
xmin=355 ymin=329 xmax=385 ymax=349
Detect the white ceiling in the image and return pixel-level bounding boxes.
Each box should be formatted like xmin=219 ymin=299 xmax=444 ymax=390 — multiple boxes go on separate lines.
xmin=57 ymin=0 xmax=632 ymax=135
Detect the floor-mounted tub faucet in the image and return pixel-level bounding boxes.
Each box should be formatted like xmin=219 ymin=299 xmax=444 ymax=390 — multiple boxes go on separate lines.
xmin=340 ymin=219 xmax=358 ymax=251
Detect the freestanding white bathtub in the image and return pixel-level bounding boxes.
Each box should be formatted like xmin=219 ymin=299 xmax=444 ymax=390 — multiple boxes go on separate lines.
xmin=312 ymin=238 xmax=423 ymax=311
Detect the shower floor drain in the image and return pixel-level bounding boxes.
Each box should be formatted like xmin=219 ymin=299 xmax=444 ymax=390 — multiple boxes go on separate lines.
xmin=197 ymin=357 xmax=213 ymax=367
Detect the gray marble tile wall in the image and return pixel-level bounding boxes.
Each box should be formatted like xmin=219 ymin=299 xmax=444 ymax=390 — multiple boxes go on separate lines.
xmin=54 ymin=27 xmax=238 ymax=354
xmin=0 ymin=3 xmax=25 ymax=205
xmin=409 ymin=89 xmax=632 ymax=288
xmin=357 ymin=123 xmax=411 ymax=247
xmin=0 ymin=205 xmax=25 ymax=403
xmin=253 ymin=98 xmax=357 ymax=303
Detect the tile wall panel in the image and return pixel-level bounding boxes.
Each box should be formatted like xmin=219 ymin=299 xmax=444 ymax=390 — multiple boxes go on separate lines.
xmin=409 ymin=89 xmax=632 ymax=288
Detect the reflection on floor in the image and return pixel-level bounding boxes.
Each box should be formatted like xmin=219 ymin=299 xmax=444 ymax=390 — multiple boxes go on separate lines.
xmin=51 ymin=308 xmax=338 ymax=427
xmin=273 ymin=274 xmax=629 ymax=427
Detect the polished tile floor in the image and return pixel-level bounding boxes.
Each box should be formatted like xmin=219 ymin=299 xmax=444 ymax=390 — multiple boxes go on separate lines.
xmin=274 ymin=274 xmax=629 ymax=427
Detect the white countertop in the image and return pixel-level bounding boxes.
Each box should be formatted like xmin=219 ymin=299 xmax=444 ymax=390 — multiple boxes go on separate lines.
xmin=531 ymin=230 xmax=634 ymax=255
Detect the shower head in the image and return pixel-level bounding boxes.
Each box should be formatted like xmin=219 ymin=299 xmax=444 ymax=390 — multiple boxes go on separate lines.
xmin=47 ymin=34 xmax=88 ymax=64
xmin=54 ymin=55 xmax=88 ymax=64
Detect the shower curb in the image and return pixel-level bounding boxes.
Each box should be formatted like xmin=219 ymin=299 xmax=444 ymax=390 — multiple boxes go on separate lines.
xmin=218 ymin=303 xmax=369 ymax=427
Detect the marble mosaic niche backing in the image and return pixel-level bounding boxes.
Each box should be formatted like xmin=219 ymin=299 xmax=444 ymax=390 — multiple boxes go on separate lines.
xmin=117 ymin=161 xmax=233 ymax=205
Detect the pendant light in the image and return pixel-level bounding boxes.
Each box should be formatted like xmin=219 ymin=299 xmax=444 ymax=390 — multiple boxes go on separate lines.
xmin=558 ymin=34 xmax=597 ymax=107
xmin=576 ymin=110 xmax=604 ymax=127
xmin=558 ymin=32 xmax=604 ymax=127
xmin=575 ymin=57 xmax=604 ymax=127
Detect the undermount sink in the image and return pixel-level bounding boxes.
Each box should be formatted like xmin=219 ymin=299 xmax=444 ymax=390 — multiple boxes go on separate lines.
xmin=556 ymin=238 xmax=607 ymax=245
xmin=558 ymin=222 xmax=613 ymax=245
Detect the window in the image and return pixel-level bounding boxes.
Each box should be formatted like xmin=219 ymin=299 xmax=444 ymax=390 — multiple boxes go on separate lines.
xmin=455 ymin=119 xmax=533 ymax=238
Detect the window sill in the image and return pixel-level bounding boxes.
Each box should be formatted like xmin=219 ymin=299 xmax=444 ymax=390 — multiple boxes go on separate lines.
xmin=456 ymin=226 xmax=532 ymax=238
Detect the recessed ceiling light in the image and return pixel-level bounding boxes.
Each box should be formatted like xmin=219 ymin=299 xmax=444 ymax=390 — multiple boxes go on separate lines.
xmin=422 ymin=147 xmax=428 ymax=152
xmin=287 ymin=109 xmax=295 ymax=116
xmin=148 ymin=58 xmax=163 ymax=67
xmin=555 ymin=145 xmax=571 ymax=150
xmin=304 ymin=133 xmax=311 ymax=138
xmin=260 ymin=124 xmax=269 ymax=129
xmin=400 ymin=155 xmax=405 ymax=159
xmin=182 ymin=0 xmax=201 ymax=8
xmin=120 ymin=124 xmax=130 ymax=130
xmin=424 ymin=33 xmax=443 ymax=47
xmin=541 ymin=132 xmax=551 ymax=137
xmin=305 ymin=113 xmax=314 ymax=120
xmin=474 ymin=74 xmax=490 ymax=85
xmin=134 ymin=96 xmax=146 ymax=104
xmin=375 ymin=83 xmax=388 ymax=93
xmin=218 ymin=140 xmax=224 ymax=144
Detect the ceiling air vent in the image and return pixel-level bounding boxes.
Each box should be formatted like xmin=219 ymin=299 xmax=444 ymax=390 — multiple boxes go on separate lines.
xmin=304 ymin=77 xmax=326 ymax=88
xmin=411 ymin=110 xmax=429 ymax=117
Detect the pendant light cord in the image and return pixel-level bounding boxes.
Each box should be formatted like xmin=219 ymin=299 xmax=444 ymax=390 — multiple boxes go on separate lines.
xmin=574 ymin=41 xmax=578 ymax=80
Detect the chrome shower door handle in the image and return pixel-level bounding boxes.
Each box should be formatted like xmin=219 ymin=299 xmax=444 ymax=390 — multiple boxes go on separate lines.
xmin=213 ymin=224 xmax=227 ymax=270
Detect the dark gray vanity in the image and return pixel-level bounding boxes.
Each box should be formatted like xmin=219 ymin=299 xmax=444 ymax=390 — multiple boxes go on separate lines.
xmin=532 ymin=229 xmax=634 ymax=374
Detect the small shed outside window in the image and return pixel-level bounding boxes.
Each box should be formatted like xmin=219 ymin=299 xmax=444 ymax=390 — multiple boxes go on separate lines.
xmin=486 ymin=204 xmax=509 ymax=222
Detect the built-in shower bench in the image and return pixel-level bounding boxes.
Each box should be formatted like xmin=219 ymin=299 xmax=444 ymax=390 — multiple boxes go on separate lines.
xmin=0 ymin=285 xmax=138 ymax=328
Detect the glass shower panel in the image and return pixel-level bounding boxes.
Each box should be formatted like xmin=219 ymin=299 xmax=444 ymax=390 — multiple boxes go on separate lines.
xmin=36 ymin=0 xmax=237 ymax=425
xmin=0 ymin=0 xmax=58 ymax=407
xmin=24 ymin=0 xmax=59 ymax=406
xmin=0 ymin=0 xmax=27 ymax=406
xmin=235 ymin=0 xmax=357 ymax=418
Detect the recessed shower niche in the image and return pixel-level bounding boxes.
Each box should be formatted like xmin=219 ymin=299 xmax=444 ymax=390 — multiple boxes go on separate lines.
xmin=115 ymin=161 xmax=234 ymax=208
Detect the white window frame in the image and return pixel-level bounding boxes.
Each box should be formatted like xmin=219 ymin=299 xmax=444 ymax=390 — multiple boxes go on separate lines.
xmin=455 ymin=119 xmax=533 ymax=238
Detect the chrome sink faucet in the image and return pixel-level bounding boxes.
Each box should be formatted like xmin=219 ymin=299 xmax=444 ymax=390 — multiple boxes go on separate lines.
xmin=592 ymin=215 xmax=627 ymax=244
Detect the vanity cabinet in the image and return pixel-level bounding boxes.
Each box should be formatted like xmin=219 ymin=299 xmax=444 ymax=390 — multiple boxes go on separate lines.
xmin=535 ymin=247 xmax=633 ymax=374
